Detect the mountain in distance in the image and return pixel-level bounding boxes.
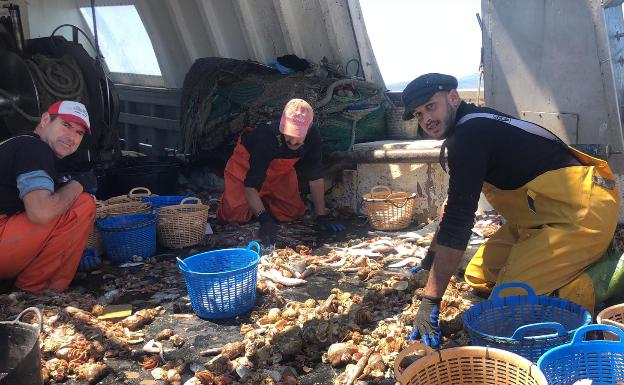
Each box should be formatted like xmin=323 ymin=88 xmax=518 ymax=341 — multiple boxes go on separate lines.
xmin=386 ymin=72 xmax=481 ymax=91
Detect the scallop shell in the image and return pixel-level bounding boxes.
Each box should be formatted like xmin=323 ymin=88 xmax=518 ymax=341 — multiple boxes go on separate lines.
xmin=156 ymin=328 xmax=175 ymax=341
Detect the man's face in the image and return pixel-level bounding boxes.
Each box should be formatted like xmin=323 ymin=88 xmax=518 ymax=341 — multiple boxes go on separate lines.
xmin=412 ymin=90 xmax=460 ymax=140
xmin=284 ymin=134 xmax=305 ymax=150
xmin=37 ymin=113 xmax=86 ymax=158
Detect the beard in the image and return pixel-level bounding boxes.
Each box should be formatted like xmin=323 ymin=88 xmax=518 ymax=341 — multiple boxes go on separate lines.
xmin=442 ymin=101 xmax=457 ymax=137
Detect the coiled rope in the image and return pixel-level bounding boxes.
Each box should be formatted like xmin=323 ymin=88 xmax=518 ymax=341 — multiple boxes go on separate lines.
xmin=26 ymin=54 xmax=84 ymax=101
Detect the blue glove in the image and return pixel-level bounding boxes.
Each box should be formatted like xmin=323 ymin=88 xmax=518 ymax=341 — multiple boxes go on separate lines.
xmin=79 ymin=247 xmax=102 ymax=272
xmin=316 ymin=215 xmax=346 ymax=232
xmin=409 ymin=296 xmax=442 ymax=347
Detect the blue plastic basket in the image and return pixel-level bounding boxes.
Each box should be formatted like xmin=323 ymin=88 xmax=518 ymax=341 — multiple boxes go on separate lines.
xmin=142 ymin=192 xmax=194 ymax=210
xmin=177 ymin=242 xmax=260 ymax=319
xmin=463 ymin=282 xmax=592 ymax=362
xmin=537 ymin=324 xmax=624 ymax=384
xmin=97 ymin=213 xmax=157 ymax=264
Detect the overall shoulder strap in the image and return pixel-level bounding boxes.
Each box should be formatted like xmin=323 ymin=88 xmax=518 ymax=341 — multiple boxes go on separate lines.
xmin=457 ymin=112 xmax=562 ymax=142
xmin=439 ymin=112 xmax=567 ymax=172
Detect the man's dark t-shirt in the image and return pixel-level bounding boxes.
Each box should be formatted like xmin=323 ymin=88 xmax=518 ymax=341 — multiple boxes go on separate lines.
xmin=0 ymin=134 xmax=56 ymax=216
xmin=436 ymin=102 xmax=581 ymax=250
xmin=240 ymin=121 xmax=323 ymax=190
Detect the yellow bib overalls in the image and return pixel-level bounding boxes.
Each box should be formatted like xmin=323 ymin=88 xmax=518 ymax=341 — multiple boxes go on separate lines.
xmin=459 ymin=113 xmax=620 ymax=313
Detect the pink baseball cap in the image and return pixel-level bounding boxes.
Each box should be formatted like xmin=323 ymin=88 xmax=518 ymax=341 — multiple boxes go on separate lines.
xmin=47 ymin=101 xmax=91 ymax=133
xmin=279 ymin=99 xmax=313 ymax=138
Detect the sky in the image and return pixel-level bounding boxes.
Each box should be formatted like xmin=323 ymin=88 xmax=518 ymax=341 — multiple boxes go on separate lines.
xmin=359 ymin=0 xmax=482 ymax=87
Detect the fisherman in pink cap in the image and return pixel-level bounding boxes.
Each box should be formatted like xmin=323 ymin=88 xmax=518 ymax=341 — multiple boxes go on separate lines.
xmin=217 ymin=98 xmax=344 ymax=243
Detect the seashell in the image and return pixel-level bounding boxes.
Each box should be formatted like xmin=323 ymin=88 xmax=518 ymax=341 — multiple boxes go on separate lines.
xmin=121 ymin=308 xmax=158 ymax=331
xmin=206 ymin=354 xmax=231 ymax=374
xmin=170 ymin=334 xmax=185 ymax=348
xmin=351 ymin=331 xmax=362 ymax=344
xmin=143 ymin=355 xmax=159 ymax=370
xmin=195 ymin=370 xmax=214 ymax=385
xmin=259 ymin=308 xmax=281 ymax=325
xmin=326 ymin=342 xmax=358 ymax=368
xmin=156 ymin=328 xmax=175 ymax=341
xmin=42 ymin=338 xmax=61 ymax=353
xmin=273 ymin=318 xmax=289 ymax=331
xmin=235 ymin=364 xmax=252 ymax=379
xmin=239 ymin=324 xmax=254 ymax=335
xmin=91 ymin=304 xmax=105 ymax=316
xmin=166 ymin=368 xmax=181 ymax=383
xmin=366 ymin=353 xmax=385 ymax=372
xmin=151 ymin=367 xmax=167 ymax=380
xmin=55 ymin=346 xmax=88 ymax=362
xmin=356 ymin=268 xmax=372 ymax=281
xmin=303 ymin=299 xmax=316 ymax=308
xmin=214 ymin=374 xmax=234 ymax=385
xmin=281 ymin=307 xmax=298 ymax=320
xmin=183 ymin=377 xmax=202 ymax=385
xmin=272 ymin=325 xmax=303 ymax=358
xmin=143 ymin=339 xmax=163 ymax=354
xmin=77 ymin=362 xmax=107 ymax=384
xmin=221 ymin=340 xmax=245 ymax=360
xmin=45 ymin=358 xmax=69 ymax=382
xmin=391 ymin=280 xmax=409 ymax=291
xmin=290 ymin=260 xmax=307 ymax=274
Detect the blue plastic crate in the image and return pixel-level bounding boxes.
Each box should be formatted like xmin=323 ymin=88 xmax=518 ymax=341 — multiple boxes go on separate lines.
xmin=177 ymin=242 xmax=260 ymax=319
xmin=97 ymin=213 xmax=157 ymax=264
xmin=463 ymin=282 xmax=592 ymax=362
xmin=142 ymin=192 xmax=194 ymax=210
xmin=538 ymin=324 xmax=624 ymax=384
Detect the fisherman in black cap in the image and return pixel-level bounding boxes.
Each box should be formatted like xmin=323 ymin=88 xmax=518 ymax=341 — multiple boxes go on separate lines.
xmin=404 ymin=73 xmax=619 ymax=347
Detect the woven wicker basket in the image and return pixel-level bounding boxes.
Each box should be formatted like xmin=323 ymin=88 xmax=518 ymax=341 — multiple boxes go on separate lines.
xmin=86 ymin=200 xmax=107 ymax=254
xmin=394 ymin=343 xmax=548 ymax=385
xmin=597 ymin=303 xmax=624 ymax=341
xmin=386 ymin=106 xmax=419 ymax=139
xmin=104 ymin=187 xmax=156 ymax=205
xmin=363 ymin=185 xmax=416 ymax=231
xmin=102 ymin=201 xmax=152 ymax=217
xmin=156 ymin=197 xmax=209 ymax=249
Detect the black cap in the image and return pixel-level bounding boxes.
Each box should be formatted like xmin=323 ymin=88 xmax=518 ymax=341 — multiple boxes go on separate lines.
xmin=401 ymin=73 xmax=458 ymax=120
